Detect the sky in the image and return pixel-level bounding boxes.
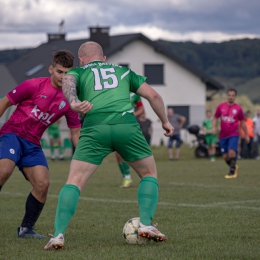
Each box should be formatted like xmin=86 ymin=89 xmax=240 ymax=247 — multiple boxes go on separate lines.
xmin=0 ymin=0 xmax=260 ymax=50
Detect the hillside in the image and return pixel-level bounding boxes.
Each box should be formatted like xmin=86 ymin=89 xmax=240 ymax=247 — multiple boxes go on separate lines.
xmin=157 ymin=38 xmax=260 ymax=102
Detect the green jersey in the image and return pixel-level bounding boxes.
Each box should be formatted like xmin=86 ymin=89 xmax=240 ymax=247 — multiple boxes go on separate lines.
xmin=202 ymin=118 xmax=213 ymax=131
xmin=67 ymin=61 xmax=146 ymax=126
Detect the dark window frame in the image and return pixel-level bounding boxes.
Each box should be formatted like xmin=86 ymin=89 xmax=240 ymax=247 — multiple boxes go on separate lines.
xmin=144 ymin=64 xmax=164 ymax=85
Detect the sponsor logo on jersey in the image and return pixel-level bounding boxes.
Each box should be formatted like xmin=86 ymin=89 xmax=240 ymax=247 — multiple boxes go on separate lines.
xmin=221 ymin=115 xmax=235 ymax=123
xmin=31 ymin=105 xmax=55 ymax=125
xmin=9 ymin=149 xmax=15 ymax=154
xmin=40 ymin=95 xmax=47 ymax=99
xmin=59 ymin=101 xmax=66 ymax=110
xmin=12 ymin=90 xmax=16 ymax=93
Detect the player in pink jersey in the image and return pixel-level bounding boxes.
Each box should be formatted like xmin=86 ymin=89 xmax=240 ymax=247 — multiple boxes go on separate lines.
xmin=212 ymin=88 xmax=249 ymax=178
xmin=0 ymin=50 xmax=92 ymax=238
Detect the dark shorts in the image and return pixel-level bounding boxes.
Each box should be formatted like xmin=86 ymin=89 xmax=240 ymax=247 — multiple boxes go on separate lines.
xmin=73 ymin=123 xmax=152 ymax=165
xmin=219 ymin=136 xmax=239 ymax=154
xmin=0 ymin=133 xmax=48 ymax=174
xmin=168 ymin=134 xmax=182 ymax=148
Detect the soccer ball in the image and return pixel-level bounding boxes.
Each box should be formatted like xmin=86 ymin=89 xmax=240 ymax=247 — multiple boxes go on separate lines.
xmin=122 ymin=217 xmax=150 ymax=245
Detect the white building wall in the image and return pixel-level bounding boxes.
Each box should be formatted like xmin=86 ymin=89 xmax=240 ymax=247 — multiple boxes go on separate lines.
xmin=108 ymin=40 xmax=206 ymax=145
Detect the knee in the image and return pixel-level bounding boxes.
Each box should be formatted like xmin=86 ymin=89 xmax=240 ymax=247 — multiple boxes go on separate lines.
xmin=34 ymin=179 xmax=50 ymax=195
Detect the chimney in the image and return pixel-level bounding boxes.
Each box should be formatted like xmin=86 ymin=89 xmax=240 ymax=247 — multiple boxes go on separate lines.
xmin=89 ymin=27 xmax=110 ymax=48
xmin=47 ymin=33 xmax=66 ymax=43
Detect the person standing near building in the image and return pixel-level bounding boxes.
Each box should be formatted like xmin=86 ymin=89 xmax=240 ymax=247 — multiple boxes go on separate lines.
xmin=202 ymin=110 xmax=218 ymax=161
xmin=137 ymin=112 xmax=153 ymax=146
xmin=252 ymin=109 xmax=260 ymax=159
xmin=167 ymin=108 xmax=186 ymax=161
xmin=212 ymin=88 xmax=249 ymax=178
xmin=240 ymin=111 xmax=254 ymax=159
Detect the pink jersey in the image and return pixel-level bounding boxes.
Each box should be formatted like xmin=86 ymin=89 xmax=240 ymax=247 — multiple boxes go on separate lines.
xmin=214 ymin=102 xmax=244 ymax=139
xmin=0 ymin=77 xmax=81 ymax=146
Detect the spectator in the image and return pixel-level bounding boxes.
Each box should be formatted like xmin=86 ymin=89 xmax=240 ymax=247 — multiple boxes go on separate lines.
xmin=167 ymin=108 xmax=186 ymax=161
xmin=202 ymin=110 xmax=218 ymax=162
xmin=137 ymin=113 xmax=153 ymax=146
xmin=252 ymin=109 xmax=260 ymax=159
xmin=240 ymin=111 xmax=254 ymax=159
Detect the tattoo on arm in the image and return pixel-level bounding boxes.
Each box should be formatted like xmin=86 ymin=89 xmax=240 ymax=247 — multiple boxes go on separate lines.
xmin=62 ymin=75 xmax=77 ymax=105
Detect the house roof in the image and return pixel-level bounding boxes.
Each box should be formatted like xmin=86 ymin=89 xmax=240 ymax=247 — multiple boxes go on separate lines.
xmin=0 ymin=64 xmax=18 ymax=97
xmin=7 ymin=32 xmax=224 ymax=91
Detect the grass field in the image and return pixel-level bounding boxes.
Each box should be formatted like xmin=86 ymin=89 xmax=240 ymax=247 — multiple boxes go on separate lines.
xmin=0 ymin=145 xmax=260 ymax=260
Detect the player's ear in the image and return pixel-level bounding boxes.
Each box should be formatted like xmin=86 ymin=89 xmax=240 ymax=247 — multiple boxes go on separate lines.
xmin=102 ymin=56 xmax=106 ymax=62
xmin=49 ymin=65 xmax=53 ymax=75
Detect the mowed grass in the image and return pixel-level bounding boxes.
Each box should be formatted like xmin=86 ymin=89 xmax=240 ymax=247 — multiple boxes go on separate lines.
xmin=0 ymin=145 xmax=260 ymax=260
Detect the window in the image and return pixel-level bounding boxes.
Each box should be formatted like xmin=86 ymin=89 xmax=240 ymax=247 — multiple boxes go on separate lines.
xmin=119 ymin=64 xmax=129 ymax=68
xmin=144 ymin=64 xmax=164 ymax=85
xmin=168 ymin=106 xmax=189 ymax=128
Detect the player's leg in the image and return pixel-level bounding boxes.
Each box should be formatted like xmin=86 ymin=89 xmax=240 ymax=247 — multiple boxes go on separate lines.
xmin=44 ymin=159 xmax=99 ymax=250
xmin=127 ymin=156 xmax=167 ymax=241
xmin=45 ymin=125 xmax=111 ymax=249
xmin=114 ymin=124 xmax=166 ymax=241
xmin=56 ymin=137 xmax=64 ymax=160
xmin=0 ymin=134 xmax=20 ymax=191
xmin=49 ymin=137 xmax=56 ymax=160
xmin=0 ymin=158 xmax=16 ymax=192
xmin=168 ymin=135 xmax=174 ymax=160
xmin=175 ymin=134 xmax=181 ymax=160
xmin=114 ymin=151 xmax=132 ymax=188
xmin=225 ymin=136 xmax=239 ymax=178
xmin=17 ymin=165 xmax=49 ymax=238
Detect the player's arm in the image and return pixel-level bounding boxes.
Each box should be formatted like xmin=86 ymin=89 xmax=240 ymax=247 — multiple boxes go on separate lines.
xmin=136 ymin=82 xmax=174 ymax=137
xmin=179 ymin=116 xmax=186 ymax=129
xmin=62 ymin=74 xmax=93 ymax=114
xmin=69 ymin=127 xmax=80 ymax=147
xmin=0 ymin=96 xmax=13 ymax=117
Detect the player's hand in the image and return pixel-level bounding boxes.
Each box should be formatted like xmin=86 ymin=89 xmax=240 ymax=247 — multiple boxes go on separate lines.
xmin=212 ymin=127 xmax=217 ymax=134
xmin=70 ymin=100 xmax=93 ymax=114
xmin=162 ymin=121 xmax=174 ymax=137
xmin=245 ymin=135 xmax=250 ymax=144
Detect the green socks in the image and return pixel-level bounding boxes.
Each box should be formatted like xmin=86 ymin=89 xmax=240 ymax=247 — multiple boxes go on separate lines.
xmin=54 ymin=184 xmax=80 ymax=236
xmin=118 ymin=161 xmax=130 ymax=177
xmin=137 ymin=177 xmax=158 ymax=225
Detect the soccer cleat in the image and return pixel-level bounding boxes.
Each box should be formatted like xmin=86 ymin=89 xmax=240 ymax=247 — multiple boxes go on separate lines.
xmin=120 ymin=179 xmax=133 ymax=188
xmin=138 ymin=222 xmax=167 ymax=242
xmin=225 ymin=165 xmax=238 ymax=179
xmin=17 ymin=226 xmax=46 ymax=239
xmin=44 ymin=234 xmax=64 ymax=250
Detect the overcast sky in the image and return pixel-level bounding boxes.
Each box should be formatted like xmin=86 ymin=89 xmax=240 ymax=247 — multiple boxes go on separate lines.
xmin=0 ymin=0 xmax=259 ymax=50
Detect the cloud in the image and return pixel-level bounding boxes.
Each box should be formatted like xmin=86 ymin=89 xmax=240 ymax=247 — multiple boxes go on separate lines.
xmin=0 ymin=0 xmax=259 ymax=49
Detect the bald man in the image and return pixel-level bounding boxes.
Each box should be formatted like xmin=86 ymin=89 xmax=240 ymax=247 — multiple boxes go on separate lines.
xmin=44 ymin=41 xmax=174 ymax=250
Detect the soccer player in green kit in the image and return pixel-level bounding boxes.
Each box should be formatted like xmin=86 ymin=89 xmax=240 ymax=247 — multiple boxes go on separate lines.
xmin=44 ymin=41 xmax=174 ymax=250
xmin=115 ymin=92 xmax=144 ymax=188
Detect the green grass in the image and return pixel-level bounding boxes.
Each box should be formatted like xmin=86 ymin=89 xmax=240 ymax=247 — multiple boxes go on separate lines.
xmin=1 ymin=145 xmax=260 ymax=260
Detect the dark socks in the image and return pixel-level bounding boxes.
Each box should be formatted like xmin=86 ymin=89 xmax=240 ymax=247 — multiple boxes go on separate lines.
xmin=21 ymin=193 xmax=45 ymax=228
xmin=229 ymin=157 xmax=236 ymax=174
xmin=225 ymin=159 xmax=231 ymax=166
xmin=0 ymin=185 xmax=2 ymax=192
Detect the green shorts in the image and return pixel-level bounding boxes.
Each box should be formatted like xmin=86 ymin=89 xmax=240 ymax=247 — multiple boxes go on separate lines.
xmin=73 ymin=123 xmax=152 ymax=165
xmin=48 ymin=131 xmax=60 ymax=139
xmin=205 ymin=134 xmax=217 ymax=146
